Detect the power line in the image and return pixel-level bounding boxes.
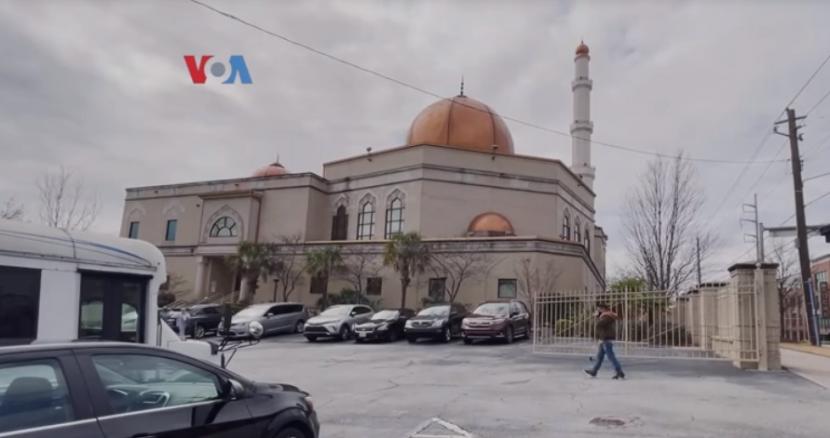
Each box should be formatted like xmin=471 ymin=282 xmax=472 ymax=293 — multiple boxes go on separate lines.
xmin=190 ymin=0 xmax=788 ymax=166
xmin=806 ymin=87 xmax=830 ymax=115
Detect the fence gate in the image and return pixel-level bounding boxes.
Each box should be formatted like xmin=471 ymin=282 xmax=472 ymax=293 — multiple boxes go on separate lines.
xmin=532 ymin=287 xmax=759 ymax=362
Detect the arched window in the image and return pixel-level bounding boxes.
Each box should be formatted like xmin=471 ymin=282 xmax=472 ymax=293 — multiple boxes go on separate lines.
xmin=584 ymin=226 xmax=591 ymax=252
xmin=575 ymin=217 xmax=582 ymax=243
xmin=357 ymin=201 xmax=375 ymax=240
xmin=331 ymin=205 xmax=348 ymax=240
xmin=562 ymin=211 xmax=571 ymax=240
xmin=209 ymin=216 xmax=238 ymax=237
xmin=385 ymin=197 xmax=404 ymax=238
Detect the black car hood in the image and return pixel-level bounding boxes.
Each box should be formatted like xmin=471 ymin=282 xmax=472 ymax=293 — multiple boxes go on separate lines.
xmin=253 ymin=381 xmax=305 ymax=395
xmin=409 ymin=315 xmax=447 ymax=322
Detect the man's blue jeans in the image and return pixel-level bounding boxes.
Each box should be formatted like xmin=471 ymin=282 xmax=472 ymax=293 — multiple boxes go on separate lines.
xmin=592 ymin=340 xmax=623 ymax=374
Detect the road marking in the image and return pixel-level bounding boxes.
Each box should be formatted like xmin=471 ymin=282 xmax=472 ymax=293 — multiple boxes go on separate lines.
xmin=408 ymin=417 xmax=474 ymax=438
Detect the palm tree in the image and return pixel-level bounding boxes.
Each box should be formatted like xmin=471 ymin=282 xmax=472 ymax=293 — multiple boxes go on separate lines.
xmin=225 ymin=241 xmax=277 ymax=303
xmin=384 ymin=232 xmax=430 ymax=309
xmin=305 ymin=246 xmax=343 ymax=310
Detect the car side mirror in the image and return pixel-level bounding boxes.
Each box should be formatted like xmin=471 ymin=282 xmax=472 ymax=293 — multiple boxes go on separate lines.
xmin=221 ymin=378 xmax=245 ymax=400
xmin=265 ymin=313 xmax=274 ymax=318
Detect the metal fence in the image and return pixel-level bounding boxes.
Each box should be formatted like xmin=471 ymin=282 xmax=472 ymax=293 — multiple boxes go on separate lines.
xmin=532 ymin=287 xmax=759 ymax=362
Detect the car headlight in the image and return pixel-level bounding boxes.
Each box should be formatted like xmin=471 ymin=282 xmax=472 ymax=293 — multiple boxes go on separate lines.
xmin=248 ymin=321 xmax=264 ymax=339
xmin=377 ymin=323 xmax=389 ymax=331
xmin=432 ymin=320 xmax=444 ymax=328
xmin=405 ymin=320 xmax=414 ymax=328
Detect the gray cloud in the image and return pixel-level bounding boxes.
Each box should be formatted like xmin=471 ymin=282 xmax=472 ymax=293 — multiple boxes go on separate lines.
xmin=1 ymin=0 xmax=829 ymax=282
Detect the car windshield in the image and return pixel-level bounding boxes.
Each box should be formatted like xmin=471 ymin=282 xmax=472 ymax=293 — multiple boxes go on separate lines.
xmin=319 ymin=306 xmax=351 ymax=317
xmin=372 ymin=310 xmax=399 ymax=320
xmin=473 ymin=303 xmax=510 ymax=316
xmin=234 ymin=305 xmax=269 ymax=318
xmin=417 ymin=306 xmax=449 ymax=317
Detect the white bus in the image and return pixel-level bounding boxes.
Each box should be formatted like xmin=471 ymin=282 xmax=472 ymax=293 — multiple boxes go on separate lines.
xmin=0 ymin=220 xmax=213 ymax=359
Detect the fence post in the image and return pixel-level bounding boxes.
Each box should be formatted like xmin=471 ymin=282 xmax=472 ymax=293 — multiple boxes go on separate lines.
xmin=624 ymin=287 xmax=629 ymax=356
xmin=754 ymin=266 xmax=769 ymax=371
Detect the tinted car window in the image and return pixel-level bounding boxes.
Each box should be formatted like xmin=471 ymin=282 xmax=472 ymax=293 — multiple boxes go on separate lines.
xmin=92 ymin=354 xmax=220 ymax=414
xmin=290 ymin=305 xmax=305 ymax=313
xmin=268 ymin=306 xmax=289 ymax=316
xmin=0 ymin=359 xmax=75 ymax=434
xmin=354 ymin=306 xmax=372 ymax=315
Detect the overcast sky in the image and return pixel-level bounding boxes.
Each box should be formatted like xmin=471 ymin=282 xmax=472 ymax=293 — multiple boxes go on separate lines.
xmin=1 ymin=0 xmax=829 ymax=281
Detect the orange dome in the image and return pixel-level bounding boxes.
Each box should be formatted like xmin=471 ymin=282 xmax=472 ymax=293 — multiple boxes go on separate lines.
xmin=576 ymin=40 xmax=590 ymax=56
xmin=406 ymin=95 xmax=514 ymax=154
xmin=467 ymin=212 xmax=515 ymax=237
xmin=252 ymin=161 xmax=287 ymax=177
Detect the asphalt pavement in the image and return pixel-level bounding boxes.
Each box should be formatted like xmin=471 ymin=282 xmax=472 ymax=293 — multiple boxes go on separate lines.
xmin=226 ymin=334 xmax=830 ymax=438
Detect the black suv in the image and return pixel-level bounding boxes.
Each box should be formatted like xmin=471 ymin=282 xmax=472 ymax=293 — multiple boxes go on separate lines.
xmin=404 ymin=303 xmax=468 ymax=343
xmin=163 ymin=304 xmax=223 ymax=339
xmin=0 ymin=343 xmax=319 ymax=438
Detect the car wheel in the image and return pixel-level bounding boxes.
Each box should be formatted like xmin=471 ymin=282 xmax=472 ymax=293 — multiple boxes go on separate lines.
xmin=295 ymin=320 xmax=305 ymax=333
xmin=463 ymin=338 xmax=473 ymax=345
xmin=274 ymin=427 xmax=308 ymax=438
xmin=193 ymin=324 xmax=205 ymax=339
xmin=441 ymin=327 xmax=452 ymax=343
xmin=305 ymin=336 xmax=317 ymax=342
xmin=407 ymin=336 xmax=417 ymax=344
xmin=504 ymin=326 xmax=514 ymax=344
xmin=339 ymin=325 xmax=351 ymax=341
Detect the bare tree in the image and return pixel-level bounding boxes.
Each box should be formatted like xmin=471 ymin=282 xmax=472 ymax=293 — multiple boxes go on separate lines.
xmin=272 ymin=235 xmax=307 ymax=302
xmin=514 ymin=257 xmax=561 ymax=303
xmin=36 ymin=166 xmax=100 ymax=230
xmin=340 ymin=250 xmax=382 ymax=299
xmin=623 ymin=154 xmax=715 ymax=293
xmin=771 ymin=240 xmax=800 ymax=335
xmin=430 ymin=252 xmax=498 ymax=304
xmin=1 ymin=197 xmax=24 ymax=220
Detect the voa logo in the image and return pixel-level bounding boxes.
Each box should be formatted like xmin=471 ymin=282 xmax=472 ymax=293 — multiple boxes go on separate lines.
xmin=184 ymin=55 xmax=252 ymax=84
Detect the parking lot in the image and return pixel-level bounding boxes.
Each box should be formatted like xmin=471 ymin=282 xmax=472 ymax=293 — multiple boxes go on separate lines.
xmin=225 ymin=334 xmax=830 ymax=438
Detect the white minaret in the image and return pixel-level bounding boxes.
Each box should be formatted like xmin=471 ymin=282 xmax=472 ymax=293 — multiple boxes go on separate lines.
xmin=571 ymin=40 xmax=595 ymax=189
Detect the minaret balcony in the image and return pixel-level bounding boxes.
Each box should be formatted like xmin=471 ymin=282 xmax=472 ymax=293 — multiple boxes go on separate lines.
xmin=571 ymin=78 xmax=593 ymax=91
xmin=570 ymin=121 xmax=594 ymax=133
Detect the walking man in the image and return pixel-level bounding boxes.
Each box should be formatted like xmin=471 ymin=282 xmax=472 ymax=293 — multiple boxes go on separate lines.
xmin=584 ymin=302 xmax=625 ymax=379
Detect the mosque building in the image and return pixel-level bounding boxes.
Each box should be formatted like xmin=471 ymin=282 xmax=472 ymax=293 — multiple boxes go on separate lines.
xmin=120 ymin=41 xmax=607 ymax=308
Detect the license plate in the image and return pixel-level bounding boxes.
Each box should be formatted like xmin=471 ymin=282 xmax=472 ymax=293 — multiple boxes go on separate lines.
xmin=359 ymin=332 xmax=367 ymax=338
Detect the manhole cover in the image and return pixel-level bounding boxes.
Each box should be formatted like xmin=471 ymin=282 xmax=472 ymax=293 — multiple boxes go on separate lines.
xmin=590 ymin=417 xmax=627 ymax=427
xmin=408 ymin=417 xmax=474 ymax=437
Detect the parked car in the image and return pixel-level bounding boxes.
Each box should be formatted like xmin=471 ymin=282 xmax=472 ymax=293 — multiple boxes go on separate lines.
xmin=163 ymin=303 xmax=223 ymax=338
xmin=0 ymin=342 xmax=319 ymax=438
xmin=462 ymin=299 xmax=531 ymax=344
xmin=303 ymin=304 xmax=374 ymax=341
xmin=353 ymin=308 xmax=415 ymax=343
xmin=404 ymin=303 xmax=468 ymax=343
xmin=223 ymin=302 xmax=308 ymax=338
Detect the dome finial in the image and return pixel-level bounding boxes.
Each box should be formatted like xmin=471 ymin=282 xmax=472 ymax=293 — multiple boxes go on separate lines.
xmin=576 ymin=40 xmax=590 ymax=56
xmin=459 ymin=75 xmax=465 ymax=97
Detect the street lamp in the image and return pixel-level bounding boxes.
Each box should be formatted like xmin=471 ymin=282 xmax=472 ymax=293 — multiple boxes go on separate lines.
xmin=272 ymin=278 xmax=280 ymax=302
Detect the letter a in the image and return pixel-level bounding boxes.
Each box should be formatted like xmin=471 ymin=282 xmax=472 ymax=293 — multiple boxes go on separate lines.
xmin=184 ymin=55 xmax=213 ymax=84
xmin=223 ymin=55 xmax=253 ymax=84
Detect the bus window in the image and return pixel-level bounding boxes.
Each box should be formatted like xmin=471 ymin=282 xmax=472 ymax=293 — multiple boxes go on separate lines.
xmin=0 ymin=266 xmax=41 ymax=345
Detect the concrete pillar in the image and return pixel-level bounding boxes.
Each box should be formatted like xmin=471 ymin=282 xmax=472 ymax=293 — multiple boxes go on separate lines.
xmin=727 ymin=263 xmax=781 ymax=370
xmin=193 ymin=256 xmax=207 ymax=298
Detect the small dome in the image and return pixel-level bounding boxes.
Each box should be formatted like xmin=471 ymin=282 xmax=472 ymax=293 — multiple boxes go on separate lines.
xmin=407 ymin=95 xmax=514 ymax=154
xmin=252 ymin=161 xmax=287 ymax=177
xmin=467 ymin=212 xmax=515 ymax=237
xmin=576 ymin=40 xmax=590 ymax=56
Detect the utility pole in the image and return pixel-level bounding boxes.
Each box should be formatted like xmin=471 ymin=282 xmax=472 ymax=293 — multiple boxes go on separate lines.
xmin=696 ymin=236 xmax=702 ymax=286
xmin=775 ymin=108 xmax=819 ymax=346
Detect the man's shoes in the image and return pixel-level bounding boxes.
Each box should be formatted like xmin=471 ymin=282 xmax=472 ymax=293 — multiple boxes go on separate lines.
xmin=584 ymin=369 xmax=597 ymax=377
xmin=612 ymin=371 xmax=626 ymax=380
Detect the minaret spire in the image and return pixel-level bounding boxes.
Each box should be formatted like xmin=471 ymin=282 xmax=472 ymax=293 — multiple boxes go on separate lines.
xmin=571 ymin=40 xmax=595 ymax=189
xmin=459 ymin=75 xmax=465 ymax=96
